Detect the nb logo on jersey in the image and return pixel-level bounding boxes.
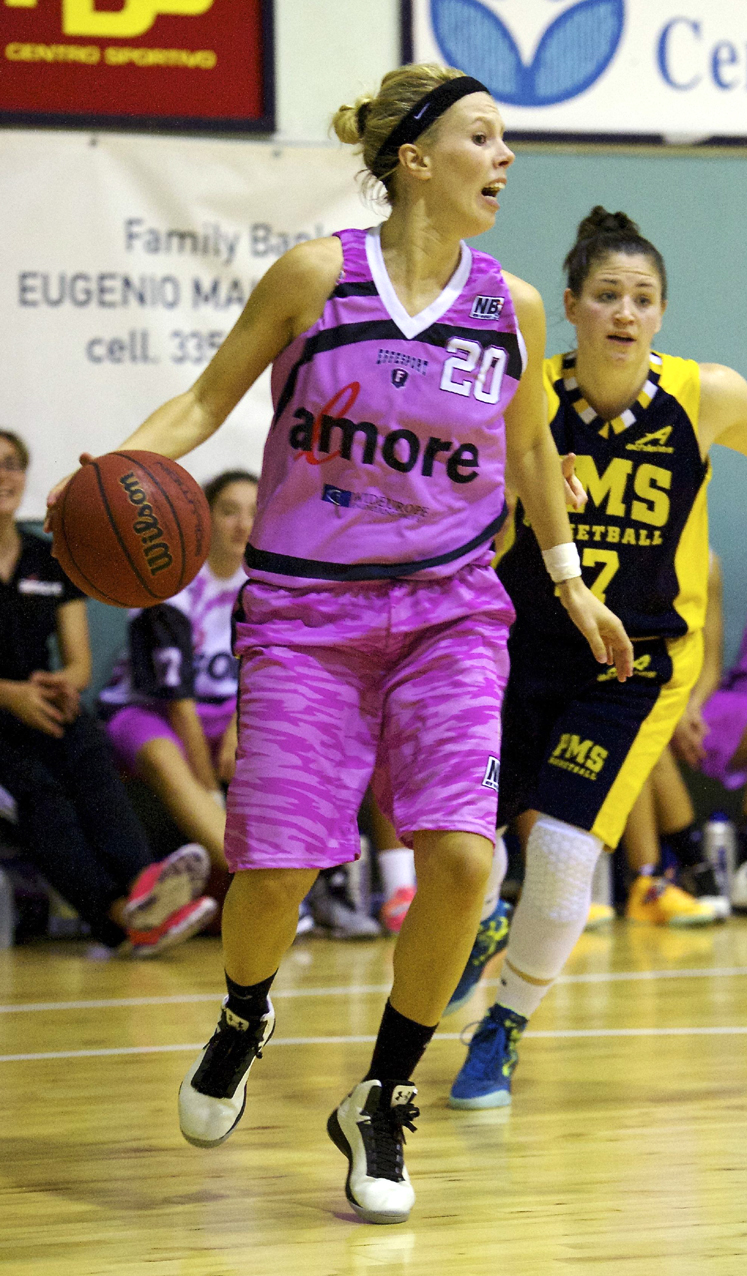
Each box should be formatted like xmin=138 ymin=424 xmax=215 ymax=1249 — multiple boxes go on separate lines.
xmin=626 ymin=426 xmax=674 ymax=454
xmin=548 ymin=733 xmax=608 ymax=779
xmin=471 ymin=295 xmax=505 ymax=320
xmin=482 ymin=756 xmax=500 ymax=792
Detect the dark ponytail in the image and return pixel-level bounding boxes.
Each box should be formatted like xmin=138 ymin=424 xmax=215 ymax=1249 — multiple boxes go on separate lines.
xmin=564 ymin=205 xmax=667 ymax=299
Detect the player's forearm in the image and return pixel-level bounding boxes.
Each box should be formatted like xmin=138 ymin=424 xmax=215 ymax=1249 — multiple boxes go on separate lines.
xmin=167 ymin=699 xmax=217 ymax=789
xmin=60 ymin=656 xmax=91 ymax=691
xmin=508 ymin=429 xmax=574 ymax=551
xmin=118 ymin=388 xmax=221 ymax=461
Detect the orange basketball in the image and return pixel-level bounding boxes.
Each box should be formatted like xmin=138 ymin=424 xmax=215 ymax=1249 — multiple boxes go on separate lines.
xmin=52 ymin=451 xmax=211 ymax=607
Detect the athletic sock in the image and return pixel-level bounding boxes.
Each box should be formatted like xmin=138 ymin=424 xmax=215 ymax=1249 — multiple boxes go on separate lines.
xmin=666 ymin=823 xmax=704 ymax=869
xmin=225 ymin=971 xmax=276 ymax=1020
xmin=364 ymin=999 xmax=437 ymax=1083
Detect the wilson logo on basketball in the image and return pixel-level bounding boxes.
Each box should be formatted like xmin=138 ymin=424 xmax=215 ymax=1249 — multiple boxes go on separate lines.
xmin=119 ymin=471 xmax=174 ymax=575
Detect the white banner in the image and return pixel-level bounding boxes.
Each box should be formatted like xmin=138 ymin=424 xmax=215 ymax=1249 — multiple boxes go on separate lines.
xmin=0 ymin=132 xmax=372 ymax=518
xmin=411 ymin=0 xmax=747 ymax=139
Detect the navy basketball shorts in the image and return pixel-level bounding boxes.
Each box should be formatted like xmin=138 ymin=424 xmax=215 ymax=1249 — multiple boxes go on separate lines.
xmin=497 ymin=623 xmax=703 ymax=849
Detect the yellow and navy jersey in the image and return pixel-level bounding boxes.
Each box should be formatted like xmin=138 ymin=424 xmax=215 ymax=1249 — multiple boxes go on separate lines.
xmin=499 ymin=350 xmax=710 ymax=642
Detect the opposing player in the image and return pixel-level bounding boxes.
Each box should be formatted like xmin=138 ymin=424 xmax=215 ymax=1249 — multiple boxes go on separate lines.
xmin=448 ymin=207 xmax=747 ymax=1109
xmin=49 ymin=70 xmax=630 ymax=1223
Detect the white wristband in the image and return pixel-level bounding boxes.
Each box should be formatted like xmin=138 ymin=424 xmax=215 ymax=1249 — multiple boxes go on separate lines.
xmin=542 ymin=542 xmax=582 ymax=583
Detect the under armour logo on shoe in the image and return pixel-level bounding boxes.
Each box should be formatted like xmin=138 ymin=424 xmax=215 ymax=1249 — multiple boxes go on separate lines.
xmin=391 ymin=1084 xmax=417 ymax=1106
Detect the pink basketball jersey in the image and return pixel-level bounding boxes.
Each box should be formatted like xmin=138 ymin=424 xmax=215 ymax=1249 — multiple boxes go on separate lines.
xmin=246 ymin=226 xmax=525 ymax=585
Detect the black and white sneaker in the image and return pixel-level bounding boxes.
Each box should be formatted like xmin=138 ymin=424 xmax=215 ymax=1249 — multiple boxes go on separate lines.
xmin=178 ymin=998 xmax=275 ymax=1147
xmin=327 ymin=1079 xmax=418 ymax=1224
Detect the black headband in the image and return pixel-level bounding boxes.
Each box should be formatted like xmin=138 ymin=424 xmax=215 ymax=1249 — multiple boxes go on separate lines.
xmin=374 ymin=76 xmax=490 ymax=169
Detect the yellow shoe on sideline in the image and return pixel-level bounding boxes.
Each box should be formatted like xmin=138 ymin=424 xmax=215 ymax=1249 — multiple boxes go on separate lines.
xmin=625 ymin=875 xmax=716 ymax=927
xmin=585 ymin=903 xmax=615 ymax=931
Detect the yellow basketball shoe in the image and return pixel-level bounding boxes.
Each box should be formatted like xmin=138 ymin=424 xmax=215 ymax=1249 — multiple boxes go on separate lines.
xmin=584 ymin=902 xmax=615 ymax=931
xmin=625 ymin=875 xmax=717 ymax=927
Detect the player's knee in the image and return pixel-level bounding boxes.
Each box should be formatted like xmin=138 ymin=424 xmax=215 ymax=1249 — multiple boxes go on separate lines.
xmin=522 ymin=814 xmax=602 ymax=923
xmin=229 ymin=867 xmax=316 ymax=916
xmin=414 ymin=832 xmax=493 ymax=902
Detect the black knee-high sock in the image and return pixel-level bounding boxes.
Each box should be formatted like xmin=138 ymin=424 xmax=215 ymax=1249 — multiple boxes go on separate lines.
xmin=666 ymin=823 xmax=705 ymax=868
xmin=225 ymin=971 xmax=276 ymax=1020
xmin=364 ymin=1000 xmax=437 ymax=1083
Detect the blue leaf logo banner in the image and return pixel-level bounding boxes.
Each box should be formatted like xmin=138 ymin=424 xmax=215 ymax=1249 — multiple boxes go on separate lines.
xmin=431 ymin=0 xmax=626 ymax=106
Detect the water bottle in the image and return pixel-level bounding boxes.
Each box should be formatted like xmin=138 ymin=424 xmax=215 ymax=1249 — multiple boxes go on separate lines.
xmin=702 ymin=813 xmax=737 ymax=899
xmin=0 ymin=867 xmax=16 ymax=949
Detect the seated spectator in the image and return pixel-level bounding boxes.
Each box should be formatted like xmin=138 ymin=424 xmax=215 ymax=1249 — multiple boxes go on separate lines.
xmin=99 ymin=470 xmax=259 ymax=888
xmin=0 ymin=428 xmax=215 ymax=954
xmin=699 ymin=594 xmax=747 ymax=864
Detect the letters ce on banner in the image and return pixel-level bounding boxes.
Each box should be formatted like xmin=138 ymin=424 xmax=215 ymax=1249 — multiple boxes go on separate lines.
xmin=1 ymin=0 xmax=275 ymax=132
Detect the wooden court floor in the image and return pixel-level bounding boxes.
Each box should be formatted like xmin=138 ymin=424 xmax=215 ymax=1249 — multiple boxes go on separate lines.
xmin=1 ymin=918 xmax=747 ymax=1276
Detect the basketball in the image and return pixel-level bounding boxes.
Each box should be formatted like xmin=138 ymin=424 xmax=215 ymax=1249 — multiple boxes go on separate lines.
xmin=52 ymin=451 xmax=211 ymax=607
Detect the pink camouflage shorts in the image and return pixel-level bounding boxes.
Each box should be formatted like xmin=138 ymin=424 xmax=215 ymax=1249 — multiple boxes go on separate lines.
xmin=224 ymin=558 xmax=514 ymax=871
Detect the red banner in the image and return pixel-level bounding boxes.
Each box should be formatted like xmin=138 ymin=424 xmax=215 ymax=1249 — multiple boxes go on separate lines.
xmin=0 ymin=0 xmax=273 ymax=130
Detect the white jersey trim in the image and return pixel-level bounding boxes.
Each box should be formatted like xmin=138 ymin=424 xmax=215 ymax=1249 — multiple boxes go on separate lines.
xmin=365 ymin=225 xmax=473 ymax=341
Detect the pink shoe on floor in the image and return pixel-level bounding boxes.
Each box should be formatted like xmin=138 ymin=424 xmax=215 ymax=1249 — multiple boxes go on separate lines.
xmin=123 ymin=844 xmax=210 ymax=932
xmin=128 ymin=896 xmax=218 ymax=957
xmin=379 ymin=885 xmax=416 ymax=934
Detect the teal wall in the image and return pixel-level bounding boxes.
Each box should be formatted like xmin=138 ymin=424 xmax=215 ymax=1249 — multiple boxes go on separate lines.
xmin=472 ymin=145 xmax=747 ymax=667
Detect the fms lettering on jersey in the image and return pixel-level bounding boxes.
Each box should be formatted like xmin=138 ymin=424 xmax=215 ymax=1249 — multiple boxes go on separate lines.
xmin=568 ymin=454 xmax=671 ymax=545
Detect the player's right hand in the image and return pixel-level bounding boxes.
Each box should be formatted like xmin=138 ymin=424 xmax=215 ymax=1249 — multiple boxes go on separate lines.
xmin=556 ymin=576 xmax=633 ymax=682
xmin=44 ymin=452 xmax=94 ymax=535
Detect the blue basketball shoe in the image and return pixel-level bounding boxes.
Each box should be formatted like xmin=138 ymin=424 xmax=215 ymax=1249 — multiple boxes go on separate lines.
xmin=443 ymin=899 xmax=513 ymax=1017
xmin=448 ymin=1003 xmax=528 ymax=1109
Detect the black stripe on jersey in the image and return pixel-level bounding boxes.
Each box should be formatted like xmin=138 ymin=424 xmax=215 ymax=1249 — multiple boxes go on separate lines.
xmin=243 ymin=502 xmax=508 ymax=583
xmin=272 ymin=320 xmax=523 ymax=425
xmin=332 ymin=281 xmax=379 ymax=298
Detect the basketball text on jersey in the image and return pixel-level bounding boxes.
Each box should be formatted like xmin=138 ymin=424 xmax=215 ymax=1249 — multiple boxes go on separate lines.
xmin=471 ymin=295 xmax=505 ymax=319
xmin=548 ymin=734 xmax=609 ymax=779
xmin=482 ymin=756 xmax=501 ymax=791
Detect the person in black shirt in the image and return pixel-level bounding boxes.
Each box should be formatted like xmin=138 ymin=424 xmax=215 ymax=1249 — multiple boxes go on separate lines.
xmin=0 ymin=429 xmax=216 ymax=953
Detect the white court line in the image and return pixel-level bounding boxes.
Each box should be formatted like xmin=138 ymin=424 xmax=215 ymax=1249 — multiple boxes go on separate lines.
xmin=2 ymin=1025 xmax=747 ymax=1064
xmin=2 ymin=966 xmax=747 ymax=1016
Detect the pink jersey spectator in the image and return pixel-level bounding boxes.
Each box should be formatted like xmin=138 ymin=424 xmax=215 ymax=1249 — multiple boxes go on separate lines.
xmin=245 ymin=226 xmax=525 ymax=586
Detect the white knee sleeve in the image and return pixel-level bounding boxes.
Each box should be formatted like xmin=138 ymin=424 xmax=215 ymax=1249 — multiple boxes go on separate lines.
xmin=502 ymin=815 xmax=602 ymax=994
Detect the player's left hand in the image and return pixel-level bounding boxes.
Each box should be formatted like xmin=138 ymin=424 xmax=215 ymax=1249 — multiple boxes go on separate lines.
xmin=671 ymin=703 xmax=708 ymax=767
xmin=561 ymin=453 xmax=587 ymax=510
xmin=556 ymin=577 xmax=633 ymax=681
